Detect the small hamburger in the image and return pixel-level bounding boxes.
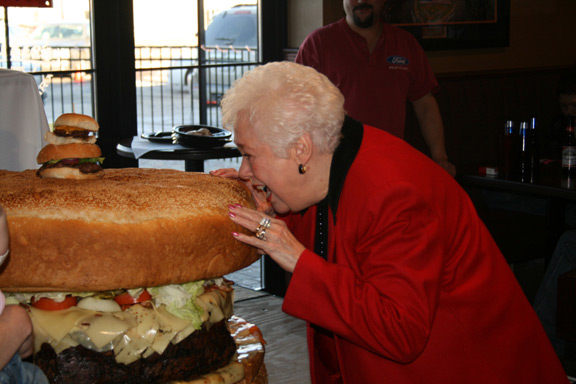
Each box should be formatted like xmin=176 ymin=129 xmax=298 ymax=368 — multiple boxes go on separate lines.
xmin=0 ymin=169 xmax=265 ymax=384
xmin=37 ymin=113 xmax=104 ymax=180
xmin=47 ymin=113 xmax=99 ymax=145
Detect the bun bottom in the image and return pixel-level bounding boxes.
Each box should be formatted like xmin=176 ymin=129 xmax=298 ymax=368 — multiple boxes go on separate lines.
xmin=38 ymin=167 xmax=103 ymax=180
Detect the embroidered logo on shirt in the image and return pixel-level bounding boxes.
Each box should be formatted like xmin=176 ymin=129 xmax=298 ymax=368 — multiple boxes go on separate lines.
xmin=386 ymin=56 xmax=409 ymax=66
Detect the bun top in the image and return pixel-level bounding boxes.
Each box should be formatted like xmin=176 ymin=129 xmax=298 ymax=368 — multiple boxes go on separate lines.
xmin=54 ymin=113 xmax=99 ymax=132
xmin=0 ymin=169 xmax=258 ymax=292
xmin=37 ymin=143 xmax=102 ymax=164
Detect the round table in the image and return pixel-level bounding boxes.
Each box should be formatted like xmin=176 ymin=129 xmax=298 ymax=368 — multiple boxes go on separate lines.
xmin=116 ymin=137 xmax=241 ymax=172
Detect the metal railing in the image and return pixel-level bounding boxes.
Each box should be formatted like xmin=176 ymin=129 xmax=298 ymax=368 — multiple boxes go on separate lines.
xmin=3 ymin=44 xmax=259 ymax=133
xmin=135 ymin=45 xmax=259 ymax=133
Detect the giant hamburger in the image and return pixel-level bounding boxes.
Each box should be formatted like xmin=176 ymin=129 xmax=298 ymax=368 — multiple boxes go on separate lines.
xmin=0 ymin=168 xmax=265 ymax=384
xmin=37 ymin=113 xmax=104 ymax=180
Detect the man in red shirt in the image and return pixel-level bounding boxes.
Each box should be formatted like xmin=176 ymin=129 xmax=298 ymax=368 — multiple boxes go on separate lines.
xmin=295 ymin=0 xmax=456 ymax=176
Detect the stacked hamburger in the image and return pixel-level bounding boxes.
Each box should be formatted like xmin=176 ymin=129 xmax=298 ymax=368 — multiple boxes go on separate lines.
xmin=0 ymin=168 xmax=266 ymax=384
xmin=37 ymin=113 xmax=104 ymax=179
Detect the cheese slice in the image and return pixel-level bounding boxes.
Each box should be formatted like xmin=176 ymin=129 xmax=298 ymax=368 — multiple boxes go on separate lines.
xmin=28 ymin=288 xmax=234 ymax=365
xmin=29 ymin=306 xmax=93 ymax=346
xmin=84 ymin=314 xmax=132 ymax=350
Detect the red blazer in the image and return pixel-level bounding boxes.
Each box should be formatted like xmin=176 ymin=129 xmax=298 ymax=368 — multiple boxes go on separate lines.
xmin=282 ymin=121 xmax=567 ymax=383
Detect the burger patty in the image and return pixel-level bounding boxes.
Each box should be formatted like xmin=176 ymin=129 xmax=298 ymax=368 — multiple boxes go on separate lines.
xmin=54 ymin=128 xmax=92 ymax=139
xmin=35 ymin=319 xmax=237 ymax=384
xmin=38 ymin=160 xmax=103 ymax=174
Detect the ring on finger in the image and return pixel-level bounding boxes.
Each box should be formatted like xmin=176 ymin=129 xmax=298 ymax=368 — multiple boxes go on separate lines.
xmin=255 ymin=227 xmax=267 ymax=240
xmin=255 ymin=218 xmax=271 ymax=233
xmin=259 ymin=217 xmax=271 ymax=228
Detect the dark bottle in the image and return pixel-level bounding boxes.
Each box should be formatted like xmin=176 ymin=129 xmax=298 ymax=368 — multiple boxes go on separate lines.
xmin=519 ymin=121 xmax=529 ymax=180
xmin=500 ymin=120 xmax=520 ymax=179
xmin=561 ymin=173 xmax=576 ymax=189
xmin=528 ymin=117 xmax=539 ymax=173
xmin=561 ymin=116 xmax=576 ymax=175
xmin=520 ymin=118 xmax=539 ymax=182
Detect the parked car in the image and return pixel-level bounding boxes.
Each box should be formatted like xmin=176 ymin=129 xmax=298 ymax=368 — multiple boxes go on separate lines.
xmin=170 ymin=5 xmax=258 ymax=104
xmin=9 ymin=22 xmax=92 ymax=76
xmin=29 ymin=22 xmax=91 ymax=48
xmin=204 ymin=4 xmax=257 ymax=48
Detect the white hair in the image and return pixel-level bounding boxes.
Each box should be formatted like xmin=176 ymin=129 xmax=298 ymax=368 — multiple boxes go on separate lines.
xmin=221 ymin=61 xmax=345 ymax=158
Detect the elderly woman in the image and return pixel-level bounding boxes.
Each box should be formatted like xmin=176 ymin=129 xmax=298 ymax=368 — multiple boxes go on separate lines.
xmin=215 ymin=62 xmax=567 ymax=383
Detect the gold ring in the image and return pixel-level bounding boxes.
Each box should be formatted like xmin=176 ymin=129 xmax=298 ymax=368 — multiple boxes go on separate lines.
xmin=255 ymin=227 xmax=267 ymax=240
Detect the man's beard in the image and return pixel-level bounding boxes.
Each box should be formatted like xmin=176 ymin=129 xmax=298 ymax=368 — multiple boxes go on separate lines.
xmin=353 ymin=4 xmax=375 ymax=28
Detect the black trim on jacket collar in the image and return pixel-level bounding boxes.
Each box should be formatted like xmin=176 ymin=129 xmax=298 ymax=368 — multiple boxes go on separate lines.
xmin=318 ymin=115 xmax=363 ymax=224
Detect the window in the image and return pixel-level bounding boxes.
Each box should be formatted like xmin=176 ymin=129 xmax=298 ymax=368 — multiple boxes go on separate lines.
xmin=0 ymin=0 xmax=266 ymax=288
xmin=0 ymin=0 xmax=95 ymax=124
xmin=133 ymin=0 xmax=260 ymax=132
xmin=1 ymin=0 xmax=261 ymax=135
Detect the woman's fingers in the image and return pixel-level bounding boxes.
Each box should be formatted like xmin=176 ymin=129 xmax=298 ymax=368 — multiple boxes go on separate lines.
xmin=229 ymin=205 xmax=304 ymax=272
xmin=209 ymin=168 xmax=239 ymax=179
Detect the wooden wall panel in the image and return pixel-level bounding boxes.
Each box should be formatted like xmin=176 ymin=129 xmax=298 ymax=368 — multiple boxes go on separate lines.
xmin=405 ymin=67 xmax=572 ymax=173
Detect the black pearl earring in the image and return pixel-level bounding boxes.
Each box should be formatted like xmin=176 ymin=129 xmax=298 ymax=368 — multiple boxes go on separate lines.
xmin=298 ymin=164 xmax=307 ymax=174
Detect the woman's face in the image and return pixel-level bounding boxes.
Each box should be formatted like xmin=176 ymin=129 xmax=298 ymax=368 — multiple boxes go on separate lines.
xmin=234 ymin=115 xmax=305 ymax=214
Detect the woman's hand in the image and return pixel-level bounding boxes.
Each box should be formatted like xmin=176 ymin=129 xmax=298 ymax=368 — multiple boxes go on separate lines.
xmin=209 ymin=168 xmax=239 ymax=179
xmin=228 ymin=204 xmax=304 ymax=273
xmin=210 ymin=169 xmax=274 ymax=215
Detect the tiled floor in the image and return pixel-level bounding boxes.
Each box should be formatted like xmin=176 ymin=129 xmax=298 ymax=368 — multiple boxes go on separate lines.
xmin=226 ymin=259 xmax=263 ymax=291
xmin=232 ymin=286 xmax=310 ymax=384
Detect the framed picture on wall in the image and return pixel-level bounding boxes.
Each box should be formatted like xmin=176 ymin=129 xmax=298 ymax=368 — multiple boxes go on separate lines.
xmin=383 ymin=0 xmax=510 ymax=50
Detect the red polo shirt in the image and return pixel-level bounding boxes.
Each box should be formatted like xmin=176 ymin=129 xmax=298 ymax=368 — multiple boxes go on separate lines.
xmin=295 ymin=19 xmax=439 ymax=138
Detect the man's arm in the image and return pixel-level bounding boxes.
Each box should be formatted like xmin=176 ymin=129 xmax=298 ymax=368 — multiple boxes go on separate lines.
xmin=412 ymin=93 xmax=456 ymax=176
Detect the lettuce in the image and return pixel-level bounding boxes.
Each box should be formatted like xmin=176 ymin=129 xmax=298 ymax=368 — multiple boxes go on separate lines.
xmin=7 ymin=280 xmax=208 ymax=330
xmin=148 ymin=280 xmax=206 ymax=329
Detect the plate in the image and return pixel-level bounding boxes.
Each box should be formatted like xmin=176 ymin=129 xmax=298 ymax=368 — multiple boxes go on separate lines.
xmin=173 ymin=125 xmax=232 ymax=149
xmin=141 ymin=132 xmax=175 ymax=144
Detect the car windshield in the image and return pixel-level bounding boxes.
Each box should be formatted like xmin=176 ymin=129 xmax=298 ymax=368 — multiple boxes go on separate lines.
xmin=33 ymin=25 xmax=85 ymax=40
xmin=205 ymin=7 xmax=256 ymax=48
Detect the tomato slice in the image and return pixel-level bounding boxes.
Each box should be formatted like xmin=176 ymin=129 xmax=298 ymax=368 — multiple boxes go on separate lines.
xmin=31 ymin=296 xmax=77 ymax=311
xmin=114 ymin=290 xmax=152 ymax=306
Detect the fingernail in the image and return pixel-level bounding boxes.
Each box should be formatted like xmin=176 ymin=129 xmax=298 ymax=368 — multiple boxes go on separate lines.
xmin=232 ymin=232 xmax=239 ymax=237
xmin=234 ymin=204 xmax=243 ymax=208
xmin=228 ymin=204 xmax=236 ymax=210
xmin=229 ymin=212 xmax=236 ymax=218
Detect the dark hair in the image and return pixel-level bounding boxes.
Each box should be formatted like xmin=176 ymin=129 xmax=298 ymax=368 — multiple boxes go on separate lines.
xmin=558 ymin=70 xmax=576 ymax=96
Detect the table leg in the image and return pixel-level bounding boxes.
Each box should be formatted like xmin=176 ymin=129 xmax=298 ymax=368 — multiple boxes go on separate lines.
xmin=185 ymin=160 xmax=204 ymax=172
